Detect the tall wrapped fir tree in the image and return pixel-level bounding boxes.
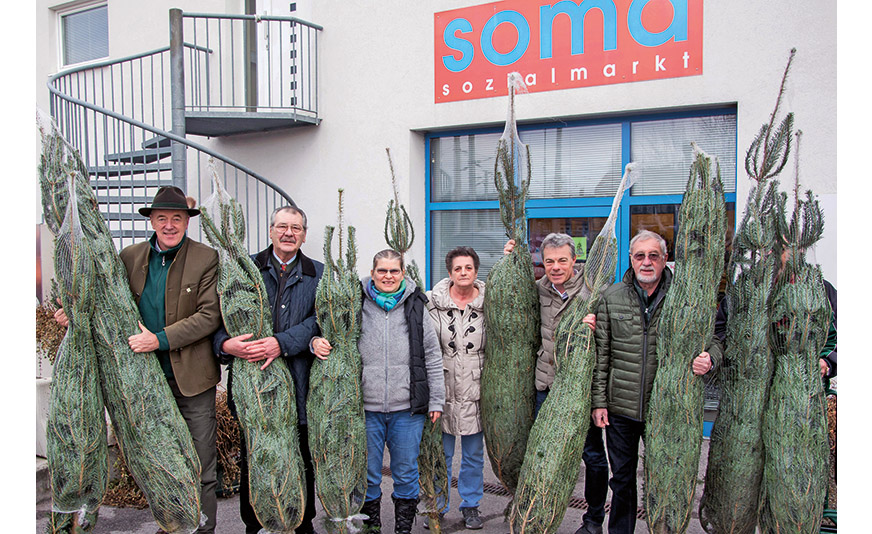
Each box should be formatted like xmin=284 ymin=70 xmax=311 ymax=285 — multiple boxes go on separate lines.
xmin=38 ymin=111 xmax=202 ymax=534
xmin=481 ymin=73 xmax=541 ymax=501
xmin=309 ymin=190 xmax=368 ymax=534
xmin=41 ymin=128 xmax=108 ymax=533
xmin=758 ymin=131 xmax=830 ymax=534
xmin=383 ymin=148 xmax=450 ymax=533
xmin=643 ymin=143 xmax=726 ymax=534
xmin=510 ymin=164 xmax=637 ymax=534
xmin=698 ymin=49 xmax=796 ymax=534
xmin=200 ymin=163 xmax=306 ymax=533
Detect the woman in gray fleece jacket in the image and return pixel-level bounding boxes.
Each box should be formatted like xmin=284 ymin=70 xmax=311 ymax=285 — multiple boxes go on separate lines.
xmin=312 ymin=249 xmax=444 ymax=534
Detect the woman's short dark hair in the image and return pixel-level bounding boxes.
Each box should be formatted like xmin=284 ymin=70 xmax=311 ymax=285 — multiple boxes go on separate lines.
xmin=445 ymin=246 xmax=480 ymax=272
xmin=372 ymin=249 xmax=404 ymax=270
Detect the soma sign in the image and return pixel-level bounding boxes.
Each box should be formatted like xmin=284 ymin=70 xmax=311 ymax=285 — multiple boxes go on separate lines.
xmin=434 ymin=0 xmax=703 ymax=103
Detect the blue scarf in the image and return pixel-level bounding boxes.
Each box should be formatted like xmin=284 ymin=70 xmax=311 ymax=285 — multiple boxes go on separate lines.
xmin=367 ymin=279 xmax=406 ymax=311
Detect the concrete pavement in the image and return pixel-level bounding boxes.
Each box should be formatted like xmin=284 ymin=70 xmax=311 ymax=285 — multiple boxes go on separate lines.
xmin=36 ymin=437 xmax=718 ymax=534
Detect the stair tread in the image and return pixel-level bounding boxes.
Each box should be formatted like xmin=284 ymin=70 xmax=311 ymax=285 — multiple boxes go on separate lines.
xmin=89 ymin=162 xmax=173 ymax=174
xmin=104 ymin=148 xmax=172 ymax=164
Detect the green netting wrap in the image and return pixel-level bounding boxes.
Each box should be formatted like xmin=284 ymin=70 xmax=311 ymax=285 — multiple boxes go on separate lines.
xmin=510 ymin=164 xmax=637 ymax=534
xmin=383 ymin=149 xmax=449 ymax=532
xmin=200 ymin=165 xmax=305 ymax=534
xmin=758 ymin=147 xmax=829 ymax=534
xmin=310 ymin=191 xmax=368 ymax=534
xmin=698 ymin=182 xmax=778 ymax=534
xmin=644 ymin=144 xmax=726 ymax=534
xmin=699 ymin=50 xmax=795 ymax=534
xmin=418 ymin=413 xmax=450 ymax=531
xmin=481 ymin=73 xmax=540 ymax=501
xmin=38 ymin=111 xmax=203 ymax=534
xmin=45 ymin=168 xmax=109 ymax=526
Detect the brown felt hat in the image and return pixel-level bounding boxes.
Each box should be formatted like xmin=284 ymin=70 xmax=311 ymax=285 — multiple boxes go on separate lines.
xmin=138 ymin=186 xmax=200 ymax=217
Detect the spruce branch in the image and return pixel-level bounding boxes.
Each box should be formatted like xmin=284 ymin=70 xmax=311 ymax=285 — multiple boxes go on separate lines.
xmin=744 ymin=49 xmax=797 ymax=183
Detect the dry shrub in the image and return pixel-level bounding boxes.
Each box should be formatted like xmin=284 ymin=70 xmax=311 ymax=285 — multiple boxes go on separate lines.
xmin=102 ymin=441 xmax=148 ymax=509
xmin=101 ymin=388 xmax=242 ymax=509
xmin=36 ymin=300 xmax=65 ymax=368
xmin=216 ymin=386 xmax=241 ymax=495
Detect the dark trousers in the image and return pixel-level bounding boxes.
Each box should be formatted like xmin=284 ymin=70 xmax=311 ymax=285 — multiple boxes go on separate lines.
xmin=169 ymin=379 xmax=218 ymax=534
xmin=239 ymin=424 xmax=317 ymax=534
xmin=604 ymin=413 xmax=646 ymax=534
xmin=534 ymin=389 xmax=609 ymax=527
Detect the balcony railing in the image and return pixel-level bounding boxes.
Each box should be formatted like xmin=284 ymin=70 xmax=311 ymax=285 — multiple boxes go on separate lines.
xmin=176 ymin=10 xmax=322 ymax=136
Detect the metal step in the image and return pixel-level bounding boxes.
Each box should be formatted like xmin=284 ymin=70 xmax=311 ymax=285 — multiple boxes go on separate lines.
xmin=96 ymin=195 xmax=153 ymax=205
xmin=88 ymin=162 xmax=174 ymax=176
xmin=104 ymin=146 xmax=172 ymax=165
xmin=100 ymin=212 xmax=147 ymax=221
xmin=110 ymin=228 xmax=152 ymax=240
xmin=90 ymin=178 xmax=175 ymax=189
xmin=142 ymin=135 xmax=171 ymax=150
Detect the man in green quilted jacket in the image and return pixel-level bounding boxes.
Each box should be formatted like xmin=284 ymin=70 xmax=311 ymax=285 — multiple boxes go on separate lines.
xmin=590 ymin=230 xmax=718 ymax=534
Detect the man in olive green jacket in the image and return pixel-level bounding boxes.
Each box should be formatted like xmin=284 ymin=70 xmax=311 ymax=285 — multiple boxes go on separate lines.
xmin=591 ymin=230 xmax=719 ymax=534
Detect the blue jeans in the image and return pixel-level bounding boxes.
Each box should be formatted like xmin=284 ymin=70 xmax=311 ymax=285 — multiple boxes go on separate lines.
xmin=535 ymin=388 xmax=608 ymax=527
xmin=365 ymin=410 xmax=426 ymax=501
xmin=442 ymin=431 xmax=484 ymax=511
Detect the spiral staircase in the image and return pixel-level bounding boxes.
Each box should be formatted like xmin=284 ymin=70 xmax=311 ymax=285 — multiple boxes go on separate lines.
xmin=46 ymin=9 xmax=322 ymax=252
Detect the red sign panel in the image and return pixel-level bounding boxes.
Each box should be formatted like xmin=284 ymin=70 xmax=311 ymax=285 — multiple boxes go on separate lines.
xmin=434 ymin=0 xmax=703 ymax=103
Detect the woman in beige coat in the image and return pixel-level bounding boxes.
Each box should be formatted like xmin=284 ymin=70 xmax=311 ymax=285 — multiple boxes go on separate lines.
xmin=426 ymin=246 xmax=486 ymax=530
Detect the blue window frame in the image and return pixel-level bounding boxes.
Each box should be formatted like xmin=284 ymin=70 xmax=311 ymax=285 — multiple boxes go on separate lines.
xmin=425 ymin=107 xmax=738 ymax=289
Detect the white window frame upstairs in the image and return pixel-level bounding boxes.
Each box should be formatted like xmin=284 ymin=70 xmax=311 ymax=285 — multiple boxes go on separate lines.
xmin=54 ymin=0 xmax=109 ymax=69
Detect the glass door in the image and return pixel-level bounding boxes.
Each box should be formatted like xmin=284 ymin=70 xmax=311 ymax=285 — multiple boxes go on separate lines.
xmin=526 ymin=206 xmax=615 ymax=281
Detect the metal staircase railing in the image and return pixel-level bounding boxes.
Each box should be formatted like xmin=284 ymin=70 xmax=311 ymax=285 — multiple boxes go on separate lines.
xmin=45 ymin=12 xmax=315 ymax=253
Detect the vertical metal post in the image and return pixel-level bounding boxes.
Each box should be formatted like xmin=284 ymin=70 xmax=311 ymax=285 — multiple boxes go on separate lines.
xmin=244 ymin=0 xmax=258 ymax=111
xmin=170 ymin=8 xmax=187 ymax=190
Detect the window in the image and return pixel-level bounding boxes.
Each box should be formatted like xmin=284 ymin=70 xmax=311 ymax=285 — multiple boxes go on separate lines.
xmin=426 ymin=108 xmax=738 ymax=288
xmin=58 ymin=2 xmax=109 ymax=67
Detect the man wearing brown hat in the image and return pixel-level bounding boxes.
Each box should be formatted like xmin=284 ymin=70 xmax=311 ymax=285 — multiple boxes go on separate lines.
xmin=56 ymin=185 xmax=222 ymax=533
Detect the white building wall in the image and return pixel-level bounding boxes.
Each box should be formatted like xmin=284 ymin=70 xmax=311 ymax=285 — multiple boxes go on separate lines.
xmin=36 ymin=0 xmax=838 ymax=284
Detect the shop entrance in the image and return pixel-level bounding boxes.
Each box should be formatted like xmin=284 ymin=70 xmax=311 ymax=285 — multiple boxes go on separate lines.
xmin=526 ymin=206 xmax=616 ymax=282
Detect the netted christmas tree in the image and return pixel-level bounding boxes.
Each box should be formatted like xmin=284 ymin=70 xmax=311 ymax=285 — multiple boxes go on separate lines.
xmin=200 ymin=162 xmax=306 ymax=533
xmin=699 ymin=49 xmax=795 ymax=534
xmin=309 ymin=190 xmax=368 ymax=534
xmin=481 ymin=73 xmax=541 ymax=501
xmin=38 ymin=111 xmax=202 ymax=534
xmin=644 ymin=143 xmax=726 ymax=534
xmin=510 ymin=163 xmax=637 ymax=534
xmin=758 ymin=131 xmax=830 ymax=534
xmin=383 ymin=149 xmax=450 ymax=533
xmin=43 ymin=146 xmax=108 ymax=531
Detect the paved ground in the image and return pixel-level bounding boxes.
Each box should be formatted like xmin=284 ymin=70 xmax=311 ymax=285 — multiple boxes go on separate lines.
xmin=35 ymin=438 xmax=718 ymax=534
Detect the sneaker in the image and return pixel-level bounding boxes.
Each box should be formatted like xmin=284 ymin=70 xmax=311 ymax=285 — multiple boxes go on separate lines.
xmin=573 ymin=522 xmax=603 ymax=534
xmin=461 ymin=507 xmax=483 ymax=530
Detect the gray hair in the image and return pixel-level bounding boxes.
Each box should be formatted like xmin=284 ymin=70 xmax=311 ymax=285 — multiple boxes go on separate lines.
xmin=270 ymin=205 xmax=308 ymax=230
xmin=629 ymin=230 xmax=667 ymax=256
xmin=541 ymin=233 xmax=576 ymax=258
xmin=372 ymin=249 xmax=404 ymax=270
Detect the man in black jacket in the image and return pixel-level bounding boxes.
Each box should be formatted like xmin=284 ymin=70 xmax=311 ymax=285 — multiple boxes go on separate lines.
xmin=213 ymin=205 xmax=324 ymax=534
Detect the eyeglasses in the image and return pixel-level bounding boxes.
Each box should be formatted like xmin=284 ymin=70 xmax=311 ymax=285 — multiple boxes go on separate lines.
xmin=375 ymin=268 xmax=402 ymax=276
xmin=631 ymin=252 xmax=663 ymax=262
xmin=273 ymin=224 xmax=305 ymax=234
